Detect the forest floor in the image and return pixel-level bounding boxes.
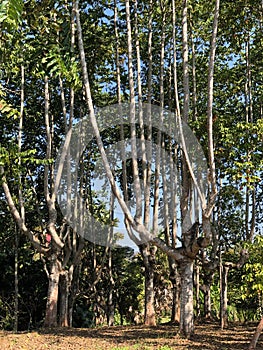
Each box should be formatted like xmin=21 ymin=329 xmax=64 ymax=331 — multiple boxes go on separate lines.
xmin=0 ymin=322 xmax=263 ymax=350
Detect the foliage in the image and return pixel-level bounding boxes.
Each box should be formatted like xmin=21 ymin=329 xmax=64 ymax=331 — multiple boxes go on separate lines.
xmin=241 ymin=236 xmax=263 ymax=313
xmin=0 ymin=0 xmax=23 ymax=30
xmin=0 ymin=208 xmax=47 ymax=330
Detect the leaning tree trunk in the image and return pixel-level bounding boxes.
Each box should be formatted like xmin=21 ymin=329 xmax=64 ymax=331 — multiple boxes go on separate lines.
xmin=249 ymin=317 xmax=263 ymax=350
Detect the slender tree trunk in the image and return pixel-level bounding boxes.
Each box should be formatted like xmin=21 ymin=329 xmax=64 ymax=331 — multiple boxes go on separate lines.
xmin=107 ymin=195 xmax=115 ymax=326
xmin=195 ymin=264 xmax=200 ymax=319
xmin=68 ymin=264 xmax=81 ymax=327
xmin=171 ymin=2 xmax=182 ymax=324
xmin=206 ymin=0 xmax=220 ymax=204
xmin=204 ymin=285 xmax=212 ymax=319
xmin=182 ymin=0 xmax=189 ymax=123
xmin=107 ymin=248 xmax=115 ymax=326
xmin=145 ymin=0 xmax=153 ymax=227
xmin=127 ymin=0 xmax=157 ymax=326
xmin=189 ymin=11 xmax=197 ymax=121
xmin=244 ymin=34 xmax=256 ymax=244
xmin=220 ymin=264 xmax=229 ymax=329
xmin=172 ymin=0 xmax=180 ymax=117
xmin=14 ymin=64 xmax=25 ymax=333
xmin=14 ymin=224 xmax=19 ymax=333
xmin=43 ymin=74 xmax=63 ymax=327
xmin=170 ymin=265 xmax=180 ymax=324
xmin=125 ymin=0 xmax=142 ymax=221
xmin=179 ymin=260 xmax=194 ymax=338
xmin=179 ymin=2 xmax=194 ymax=338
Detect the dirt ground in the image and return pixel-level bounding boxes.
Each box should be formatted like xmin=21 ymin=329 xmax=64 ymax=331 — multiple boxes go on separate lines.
xmin=0 ymin=323 xmax=263 ymax=350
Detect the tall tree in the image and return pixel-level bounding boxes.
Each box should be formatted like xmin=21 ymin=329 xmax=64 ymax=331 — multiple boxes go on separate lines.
xmin=75 ymin=0 xmax=218 ymax=338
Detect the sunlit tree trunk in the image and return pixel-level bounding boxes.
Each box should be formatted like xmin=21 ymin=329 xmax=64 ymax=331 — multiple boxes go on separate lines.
xmin=244 ymin=33 xmax=256 ymax=244
xmin=107 ymin=247 xmax=115 ymax=326
xmin=14 ymin=64 xmax=25 ymax=332
xmin=170 ymin=265 xmax=181 ymax=324
xmin=43 ymin=75 xmax=63 ymax=327
xmin=178 ymin=0 xmax=195 ymax=338
xmin=195 ymin=264 xmax=200 ymax=319
xmin=189 ymin=10 xmax=197 ymax=121
xmin=140 ymin=244 xmax=156 ymax=326
xmin=44 ymin=254 xmax=61 ymax=327
xmin=180 ymin=260 xmax=194 ymax=338
xmin=170 ymin=0 xmax=182 ymax=325
xmin=14 ymin=224 xmax=19 ymax=333
xmin=220 ymin=264 xmax=229 ymax=329
xmin=107 ymin=193 xmax=115 ymax=326
xmin=127 ymin=0 xmax=157 ymax=326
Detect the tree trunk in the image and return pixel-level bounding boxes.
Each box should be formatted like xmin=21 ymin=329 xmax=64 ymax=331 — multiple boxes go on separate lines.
xmin=202 ymin=271 xmax=214 ymax=320
xmin=249 ymin=317 xmax=263 ymax=350
xmin=220 ymin=265 xmax=229 ymax=329
xmin=120 ymin=311 xmax=124 ymax=326
xmin=144 ymin=262 xmax=156 ymax=326
xmin=170 ymin=263 xmax=180 ymax=324
xmin=195 ymin=264 xmax=200 ymax=319
xmin=204 ymin=285 xmax=211 ymax=319
xmin=68 ymin=264 xmax=81 ymax=327
xmin=171 ymin=269 xmax=181 ymax=324
xmin=107 ymin=288 xmax=114 ymax=327
xmin=141 ymin=245 xmax=156 ymax=326
xmin=179 ymin=260 xmax=194 ymax=338
xmin=107 ymin=248 xmax=115 ymax=326
xmin=14 ymin=225 xmax=19 ymax=333
xmin=44 ymin=255 xmax=60 ymax=327
xmin=59 ymin=271 xmax=69 ymax=327
xmin=14 ymin=63 xmax=25 ymax=333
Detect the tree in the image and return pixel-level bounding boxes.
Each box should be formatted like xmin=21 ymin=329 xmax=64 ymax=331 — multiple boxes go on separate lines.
xmin=74 ymin=0 xmax=218 ymax=338
xmin=0 ymin=0 xmax=113 ymax=328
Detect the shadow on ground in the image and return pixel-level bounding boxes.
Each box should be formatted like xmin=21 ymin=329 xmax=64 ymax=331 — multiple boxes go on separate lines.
xmin=35 ymin=323 xmax=263 ymax=350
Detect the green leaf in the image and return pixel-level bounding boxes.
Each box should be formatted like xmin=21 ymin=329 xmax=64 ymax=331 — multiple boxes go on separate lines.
xmin=0 ymin=0 xmax=23 ymax=30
